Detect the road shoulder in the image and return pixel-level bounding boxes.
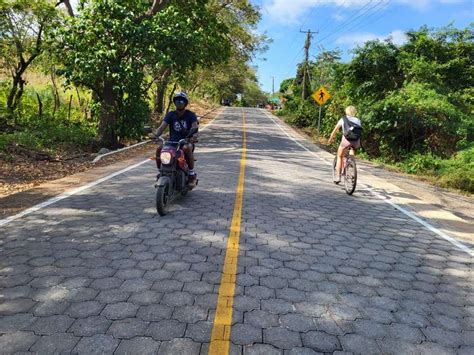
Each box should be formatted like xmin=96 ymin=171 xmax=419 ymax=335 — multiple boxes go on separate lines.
xmin=266 ymin=110 xmax=474 ymax=246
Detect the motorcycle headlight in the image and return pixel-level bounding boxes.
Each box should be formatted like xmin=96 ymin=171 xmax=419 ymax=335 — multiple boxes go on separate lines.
xmin=160 ymin=152 xmax=172 ymax=165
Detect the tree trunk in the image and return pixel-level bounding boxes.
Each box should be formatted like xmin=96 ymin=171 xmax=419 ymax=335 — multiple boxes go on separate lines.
xmin=6 ymin=76 xmax=19 ymax=114
xmin=13 ymin=78 xmax=26 ymax=125
xmin=75 ymin=87 xmax=82 ymax=107
xmin=98 ymin=81 xmax=118 ymax=148
xmin=68 ymin=94 xmax=73 ymax=120
xmin=153 ymin=67 xmax=172 ymax=117
xmin=166 ymin=82 xmax=177 ymax=114
xmin=6 ymin=72 xmax=26 ymax=114
xmin=36 ymin=92 xmax=43 ymax=117
xmin=50 ymin=70 xmax=60 ymax=118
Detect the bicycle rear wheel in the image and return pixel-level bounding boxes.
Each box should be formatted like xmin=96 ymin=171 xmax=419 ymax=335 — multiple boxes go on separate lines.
xmin=344 ymin=158 xmax=357 ymax=195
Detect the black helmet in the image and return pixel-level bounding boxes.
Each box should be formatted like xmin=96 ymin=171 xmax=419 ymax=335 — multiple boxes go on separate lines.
xmin=173 ymin=92 xmax=189 ymax=106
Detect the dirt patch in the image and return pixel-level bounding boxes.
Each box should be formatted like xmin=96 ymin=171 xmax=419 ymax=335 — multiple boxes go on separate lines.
xmin=1 ymin=105 xmax=222 ymax=218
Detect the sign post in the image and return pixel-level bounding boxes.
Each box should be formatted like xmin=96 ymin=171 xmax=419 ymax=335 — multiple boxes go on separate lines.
xmin=311 ymin=86 xmax=331 ymax=137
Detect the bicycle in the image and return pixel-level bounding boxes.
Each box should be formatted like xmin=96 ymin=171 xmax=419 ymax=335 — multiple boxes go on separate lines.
xmin=333 ymin=147 xmax=357 ymax=195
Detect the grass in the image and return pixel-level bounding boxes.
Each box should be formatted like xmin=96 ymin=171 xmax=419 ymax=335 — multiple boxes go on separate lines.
xmin=1 ymin=80 xmax=97 ymax=156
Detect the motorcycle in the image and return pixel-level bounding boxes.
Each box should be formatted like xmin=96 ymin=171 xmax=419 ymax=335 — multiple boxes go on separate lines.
xmin=154 ymin=127 xmax=198 ymax=216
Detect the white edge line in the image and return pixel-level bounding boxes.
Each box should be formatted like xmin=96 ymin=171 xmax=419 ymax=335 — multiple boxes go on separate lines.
xmin=263 ymin=110 xmax=473 ymax=257
xmin=0 ymin=108 xmax=224 ymax=227
xmin=0 ymin=159 xmax=149 ymax=227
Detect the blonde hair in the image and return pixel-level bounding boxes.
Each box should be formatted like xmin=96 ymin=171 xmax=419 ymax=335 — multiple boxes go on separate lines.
xmin=345 ymin=106 xmax=357 ymax=117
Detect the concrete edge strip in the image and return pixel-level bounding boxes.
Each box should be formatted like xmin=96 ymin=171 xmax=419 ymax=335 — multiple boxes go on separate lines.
xmin=0 ymin=108 xmax=224 ymax=227
xmin=263 ymin=110 xmax=474 ymax=257
xmin=91 ymin=107 xmax=221 ymax=164
xmin=92 ymin=140 xmax=152 ymax=164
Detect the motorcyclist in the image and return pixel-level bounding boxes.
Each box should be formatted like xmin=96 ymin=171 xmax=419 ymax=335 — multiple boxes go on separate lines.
xmin=155 ymin=92 xmax=199 ymax=187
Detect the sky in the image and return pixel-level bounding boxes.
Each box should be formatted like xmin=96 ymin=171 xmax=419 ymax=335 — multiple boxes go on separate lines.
xmin=251 ymin=0 xmax=473 ymax=93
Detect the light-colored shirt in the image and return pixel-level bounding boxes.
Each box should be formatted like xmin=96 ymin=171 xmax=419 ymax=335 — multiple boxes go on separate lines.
xmin=338 ymin=116 xmax=361 ymax=134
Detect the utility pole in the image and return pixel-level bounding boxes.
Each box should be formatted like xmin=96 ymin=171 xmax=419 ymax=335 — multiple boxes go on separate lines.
xmin=300 ymin=29 xmax=318 ymax=101
xmin=272 ymin=76 xmax=275 ymax=97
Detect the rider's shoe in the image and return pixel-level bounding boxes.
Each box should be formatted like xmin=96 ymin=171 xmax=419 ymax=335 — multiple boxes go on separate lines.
xmin=188 ymin=174 xmax=197 ymax=188
xmin=333 ymin=175 xmax=341 ymax=184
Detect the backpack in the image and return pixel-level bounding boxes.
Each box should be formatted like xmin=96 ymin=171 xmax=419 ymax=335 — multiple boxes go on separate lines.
xmin=342 ymin=115 xmax=362 ymax=141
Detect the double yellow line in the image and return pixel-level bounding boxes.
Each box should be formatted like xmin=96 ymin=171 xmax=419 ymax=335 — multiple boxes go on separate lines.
xmin=208 ymin=109 xmax=247 ymax=354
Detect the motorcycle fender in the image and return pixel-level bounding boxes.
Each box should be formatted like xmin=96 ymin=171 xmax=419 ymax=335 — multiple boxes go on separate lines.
xmin=156 ymin=176 xmax=171 ymax=188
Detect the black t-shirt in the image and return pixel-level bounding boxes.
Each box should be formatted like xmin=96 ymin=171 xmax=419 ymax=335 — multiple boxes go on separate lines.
xmin=163 ymin=110 xmax=197 ymax=141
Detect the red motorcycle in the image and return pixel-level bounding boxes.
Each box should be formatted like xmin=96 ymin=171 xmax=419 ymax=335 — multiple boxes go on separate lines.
xmin=155 ymin=128 xmax=198 ymax=216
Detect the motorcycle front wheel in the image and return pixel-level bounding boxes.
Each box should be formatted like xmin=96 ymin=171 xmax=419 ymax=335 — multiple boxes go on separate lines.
xmin=156 ymin=184 xmax=170 ymax=216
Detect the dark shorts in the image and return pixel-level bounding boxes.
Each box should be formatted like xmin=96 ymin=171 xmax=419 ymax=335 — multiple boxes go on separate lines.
xmin=340 ymin=136 xmax=360 ymax=150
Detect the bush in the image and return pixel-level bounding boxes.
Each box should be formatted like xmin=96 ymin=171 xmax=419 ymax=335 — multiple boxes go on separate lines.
xmin=398 ymin=153 xmax=442 ymax=174
xmin=437 ymin=146 xmax=474 ymax=193
xmin=397 ymin=146 xmax=474 ymax=193
xmin=362 ymin=83 xmax=466 ymax=159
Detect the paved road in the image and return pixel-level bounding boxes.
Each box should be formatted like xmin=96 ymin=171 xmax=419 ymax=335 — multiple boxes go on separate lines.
xmin=1 ymin=108 xmax=472 ymax=354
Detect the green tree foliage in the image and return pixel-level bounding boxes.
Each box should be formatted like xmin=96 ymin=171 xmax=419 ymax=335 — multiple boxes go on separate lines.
xmin=49 ymin=0 xmax=233 ymax=147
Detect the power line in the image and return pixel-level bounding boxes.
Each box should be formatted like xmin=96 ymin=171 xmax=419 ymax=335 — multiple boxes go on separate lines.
xmin=317 ymin=0 xmax=387 ymax=45
xmin=316 ymin=0 xmax=374 ymax=41
xmin=328 ymin=2 xmax=388 ymax=43
xmin=317 ymin=0 xmax=368 ymax=35
xmin=319 ymin=1 xmax=390 ymax=48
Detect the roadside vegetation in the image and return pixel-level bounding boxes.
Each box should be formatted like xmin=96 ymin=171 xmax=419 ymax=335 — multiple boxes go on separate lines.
xmin=275 ymin=25 xmax=473 ymax=193
xmin=0 ymin=0 xmax=268 ymax=161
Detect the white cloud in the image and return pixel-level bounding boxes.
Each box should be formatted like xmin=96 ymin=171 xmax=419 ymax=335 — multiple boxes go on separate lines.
xmin=331 ymin=13 xmax=345 ymax=22
xmin=335 ymin=30 xmax=408 ymax=47
xmin=388 ymin=30 xmax=409 ymax=45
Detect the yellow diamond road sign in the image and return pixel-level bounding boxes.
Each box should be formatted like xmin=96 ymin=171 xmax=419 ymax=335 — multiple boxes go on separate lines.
xmin=312 ymin=86 xmax=331 ymax=106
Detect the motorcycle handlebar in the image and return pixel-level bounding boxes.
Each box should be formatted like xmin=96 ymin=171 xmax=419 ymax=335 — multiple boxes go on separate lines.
xmin=154 ymin=137 xmax=188 ymax=146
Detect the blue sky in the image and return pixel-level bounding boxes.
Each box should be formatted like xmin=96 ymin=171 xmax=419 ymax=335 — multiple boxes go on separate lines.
xmin=251 ymin=0 xmax=473 ymax=93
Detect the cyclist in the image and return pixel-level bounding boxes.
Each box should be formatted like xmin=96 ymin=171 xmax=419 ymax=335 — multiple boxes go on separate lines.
xmin=154 ymin=92 xmax=199 ymax=187
xmin=328 ymin=105 xmax=362 ymax=183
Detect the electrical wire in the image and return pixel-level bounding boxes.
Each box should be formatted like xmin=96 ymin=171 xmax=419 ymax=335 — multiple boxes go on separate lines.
xmin=317 ymin=0 xmax=386 ymax=44
xmin=319 ymin=0 xmax=390 ymax=47
xmin=316 ymin=0 xmax=375 ymax=41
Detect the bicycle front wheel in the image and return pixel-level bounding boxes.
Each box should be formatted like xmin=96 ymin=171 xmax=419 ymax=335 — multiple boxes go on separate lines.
xmin=344 ymin=158 xmax=357 ymax=195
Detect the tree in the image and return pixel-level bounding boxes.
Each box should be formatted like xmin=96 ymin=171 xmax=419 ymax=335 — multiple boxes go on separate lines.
xmin=150 ymin=0 xmax=267 ymax=116
xmin=51 ymin=0 xmax=255 ymax=148
xmin=279 ymin=78 xmax=294 ymax=94
xmin=0 ymin=0 xmax=57 ymax=126
xmin=345 ymin=39 xmax=404 ymax=102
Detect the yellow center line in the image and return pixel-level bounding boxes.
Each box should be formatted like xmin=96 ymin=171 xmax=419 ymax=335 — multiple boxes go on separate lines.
xmin=208 ymin=109 xmax=247 ymax=355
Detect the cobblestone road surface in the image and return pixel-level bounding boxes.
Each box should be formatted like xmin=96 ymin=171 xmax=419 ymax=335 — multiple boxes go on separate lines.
xmin=1 ymin=108 xmax=472 ymax=354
